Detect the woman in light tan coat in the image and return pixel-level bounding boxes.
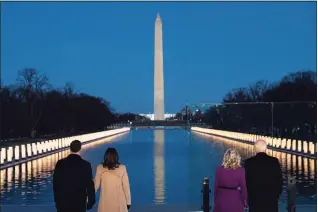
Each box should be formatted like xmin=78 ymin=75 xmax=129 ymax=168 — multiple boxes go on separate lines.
xmin=94 ymin=148 xmax=131 ymax=212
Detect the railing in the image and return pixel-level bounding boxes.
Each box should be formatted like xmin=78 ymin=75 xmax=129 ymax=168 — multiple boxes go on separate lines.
xmin=201 ymin=178 xmax=210 ymax=212
xmin=192 ymin=127 xmax=317 ymax=158
xmin=287 ymin=176 xmax=297 ymax=212
xmin=185 ymin=102 xmax=317 ymax=143
xmin=107 ymin=123 xmax=131 ymax=129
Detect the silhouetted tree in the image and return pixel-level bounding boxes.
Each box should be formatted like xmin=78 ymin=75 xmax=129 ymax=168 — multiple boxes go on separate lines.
xmin=174 ymin=112 xmax=183 ymax=120
xmin=14 ymin=68 xmax=52 ymax=136
xmin=0 ymin=68 xmax=123 ymax=140
xmin=188 ymin=70 xmax=316 ymax=141
xmin=115 ymin=113 xmax=150 ymax=123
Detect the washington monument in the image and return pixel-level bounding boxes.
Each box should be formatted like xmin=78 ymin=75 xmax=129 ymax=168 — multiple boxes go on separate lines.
xmin=154 ymin=13 xmax=165 ymax=120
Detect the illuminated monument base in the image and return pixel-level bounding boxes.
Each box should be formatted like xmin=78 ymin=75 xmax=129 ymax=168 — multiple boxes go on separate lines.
xmin=139 ymin=113 xmax=175 ymax=121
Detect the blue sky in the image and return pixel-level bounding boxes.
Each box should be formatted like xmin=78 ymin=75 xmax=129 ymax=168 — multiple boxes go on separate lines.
xmin=1 ymin=2 xmax=316 ymax=113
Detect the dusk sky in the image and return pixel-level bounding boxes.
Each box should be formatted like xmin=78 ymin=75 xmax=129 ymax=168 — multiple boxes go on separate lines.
xmin=1 ymin=2 xmax=316 ymax=113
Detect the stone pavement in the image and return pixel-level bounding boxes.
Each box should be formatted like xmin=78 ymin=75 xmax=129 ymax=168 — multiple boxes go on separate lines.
xmin=278 ymin=203 xmax=316 ymax=212
xmin=1 ymin=203 xmax=316 ymax=212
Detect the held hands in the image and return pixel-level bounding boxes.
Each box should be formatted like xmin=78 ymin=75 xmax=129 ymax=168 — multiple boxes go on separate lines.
xmin=87 ymin=203 xmax=94 ymax=210
xmin=86 ymin=196 xmax=95 ymax=210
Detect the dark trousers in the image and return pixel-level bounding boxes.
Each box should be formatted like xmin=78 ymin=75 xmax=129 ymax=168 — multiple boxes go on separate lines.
xmin=57 ymin=208 xmax=86 ymax=212
xmin=249 ymin=201 xmax=278 ymax=212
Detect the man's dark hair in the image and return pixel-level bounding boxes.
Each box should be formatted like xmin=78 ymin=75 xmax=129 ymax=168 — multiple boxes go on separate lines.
xmin=70 ymin=140 xmax=82 ymax=153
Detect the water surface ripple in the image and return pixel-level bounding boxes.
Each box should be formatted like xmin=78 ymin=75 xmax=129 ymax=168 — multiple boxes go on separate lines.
xmin=0 ymin=130 xmax=316 ymax=207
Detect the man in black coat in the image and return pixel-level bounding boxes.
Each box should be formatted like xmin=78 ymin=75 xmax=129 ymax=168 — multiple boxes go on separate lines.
xmin=53 ymin=140 xmax=95 ymax=212
xmin=244 ymin=139 xmax=283 ymax=212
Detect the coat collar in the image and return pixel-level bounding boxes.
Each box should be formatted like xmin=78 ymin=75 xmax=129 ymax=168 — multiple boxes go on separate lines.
xmin=256 ymin=152 xmax=267 ymax=157
xmin=67 ymin=153 xmax=82 ymax=159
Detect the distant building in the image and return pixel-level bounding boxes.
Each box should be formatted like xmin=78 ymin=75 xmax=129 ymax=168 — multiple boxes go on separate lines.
xmin=139 ymin=113 xmax=176 ymax=121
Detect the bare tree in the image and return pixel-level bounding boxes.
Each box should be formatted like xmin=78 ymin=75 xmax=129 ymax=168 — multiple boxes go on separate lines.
xmin=282 ymin=71 xmax=317 ymax=84
xmin=16 ymin=68 xmax=51 ymax=136
xmin=223 ymin=87 xmax=250 ymax=102
xmin=63 ymin=82 xmax=75 ymax=97
xmin=248 ymin=80 xmax=269 ymax=101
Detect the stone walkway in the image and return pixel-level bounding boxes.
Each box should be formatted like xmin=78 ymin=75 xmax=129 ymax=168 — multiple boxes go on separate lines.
xmin=1 ymin=203 xmax=316 ymax=212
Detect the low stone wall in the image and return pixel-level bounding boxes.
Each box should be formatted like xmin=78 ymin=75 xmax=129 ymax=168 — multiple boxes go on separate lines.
xmin=191 ymin=127 xmax=316 ymax=158
xmin=0 ymin=128 xmax=130 ymax=169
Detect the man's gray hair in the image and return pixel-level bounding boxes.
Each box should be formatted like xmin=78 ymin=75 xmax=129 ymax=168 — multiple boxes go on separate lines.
xmin=254 ymin=139 xmax=267 ymax=153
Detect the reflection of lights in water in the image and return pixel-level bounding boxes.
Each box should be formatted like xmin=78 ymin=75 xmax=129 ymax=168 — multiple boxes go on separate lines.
xmin=80 ymin=133 xmax=128 ymax=151
xmin=292 ymin=155 xmax=296 ymax=172
xmin=272 ymin=150 xmax=276 ymax=158
xmin=7 ymin=167 xmax=13 ymax=192
xmin=281 ymin=152 xmax=287 ymax=174
xmin=38 ymin=157 xmax=43 ymax=176
xmin=0 ymin=134 xmax=127 ymax=195
xmin=304 ymin=158 xmax=308 ymax=180
xmin=298 ymin=156 xmax=302 ymax=176
xmin=21 ymin=163 xmax=26 ymax=188
xmin=154 ymin=130 xmax=165 ymax=204
xmin=14 ymin=165 xmax=20 ymax=188
xmin=309 ymin=159 xmax=315 ymax=180
xmin=0 ymin=169 xmax=5 ymax=191
xmin=32 ymin=159 xmax=38 ymax=179
xmin=193 ymin=131 xmax=316 ymax=183
xmin=27 ymin=161 xmax=32 ymax=181
xmin=287 ymin=154 xmax=291 ymax=172
xmin=276 ymin=151 xmax=282 ymax=161
xmin=53 ymin=153 xmax=57 ymax=167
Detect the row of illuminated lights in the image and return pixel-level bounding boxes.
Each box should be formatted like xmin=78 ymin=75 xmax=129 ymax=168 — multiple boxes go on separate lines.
xmin=0 ymin=133 xmax=129 ymax=192
xmin=0 ymin=128 xmax=131 ymax=165
xmin=195 ymin=131 xmax=316 ymax=179
xmin=191 ymin=127 xmax=316 ymax=155
xmin=1 ymin=130 xmax=315 ymax=195
xmin=107 ymin=125 xmax=129 ymax=128
xmin=0 ymin=151 xmax=70 ymax=192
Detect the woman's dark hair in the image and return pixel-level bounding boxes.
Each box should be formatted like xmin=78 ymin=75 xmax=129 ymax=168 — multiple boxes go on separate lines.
xmin=102 ymin=148 xmax=120 ymax=170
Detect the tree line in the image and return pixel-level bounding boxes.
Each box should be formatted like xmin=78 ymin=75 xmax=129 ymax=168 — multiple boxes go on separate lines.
xmin=0 ymin=68 xmax=139 ymax=139
xmin=203 ymin=70 xmax=317 ymax=141
xmin=179 ymin=71 xmax=317 ymax=142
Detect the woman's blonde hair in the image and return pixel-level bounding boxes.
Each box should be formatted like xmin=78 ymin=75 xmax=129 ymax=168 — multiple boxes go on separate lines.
xmin=222 ymin=148 xmax=241 ymax=169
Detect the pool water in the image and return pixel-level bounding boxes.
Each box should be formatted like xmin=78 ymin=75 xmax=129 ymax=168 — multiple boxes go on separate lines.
xmin=0 ymin=129 xmax=316 ymax=208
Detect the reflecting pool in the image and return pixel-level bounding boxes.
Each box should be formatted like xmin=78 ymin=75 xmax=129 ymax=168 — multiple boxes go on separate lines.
xmin=0 ymin=129 xmax=316 ymax=209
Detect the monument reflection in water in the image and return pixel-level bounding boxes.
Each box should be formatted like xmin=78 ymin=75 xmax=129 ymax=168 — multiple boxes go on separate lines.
xmin=154 ymin=130 xmax=165 ymax=204
xmin=0 ymin=130 xmax=316 ymax=206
